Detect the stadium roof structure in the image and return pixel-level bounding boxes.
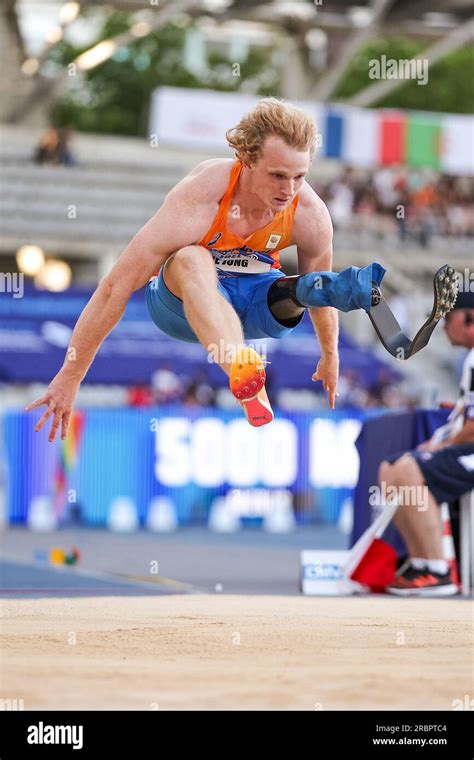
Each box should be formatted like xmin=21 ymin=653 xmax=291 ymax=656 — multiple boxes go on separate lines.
xmin=3 ymin=0 xmax=473 ymax=124
xmin=44 ymin=0 xmax=471 ymax=24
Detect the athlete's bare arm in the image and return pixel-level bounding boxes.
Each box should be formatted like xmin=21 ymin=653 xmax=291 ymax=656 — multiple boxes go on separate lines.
xmin=292 ymin=183 xmax=339 ymax=408
xmin=26 ymin=160 xmax=233 ymax=441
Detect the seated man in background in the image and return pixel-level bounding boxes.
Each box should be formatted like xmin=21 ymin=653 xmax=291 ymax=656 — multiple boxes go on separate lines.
xmin=379 ymin=290 xmax=474 ymax=596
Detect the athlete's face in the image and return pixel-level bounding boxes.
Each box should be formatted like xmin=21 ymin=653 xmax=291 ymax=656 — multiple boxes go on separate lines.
xmin=444 ymin=309 xmax=474 ymax=348
xmin=248 ymin=136 xmax=311 ymax=211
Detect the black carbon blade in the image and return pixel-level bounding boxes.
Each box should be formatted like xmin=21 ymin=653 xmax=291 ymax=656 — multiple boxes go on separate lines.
xmin=367 ymin=265 xmax=458 ymax=360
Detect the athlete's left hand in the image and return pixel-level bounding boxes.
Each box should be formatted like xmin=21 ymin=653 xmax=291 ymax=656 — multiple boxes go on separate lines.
xmin=312 ymin=353 xmax=339 ymax=409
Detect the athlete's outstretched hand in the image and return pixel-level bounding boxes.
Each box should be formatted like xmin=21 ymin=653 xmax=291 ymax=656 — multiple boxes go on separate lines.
xmin=25 ymin=369 xmax=80 ymax=442
xmin=312 ymin=352 xmax=339 ymax=409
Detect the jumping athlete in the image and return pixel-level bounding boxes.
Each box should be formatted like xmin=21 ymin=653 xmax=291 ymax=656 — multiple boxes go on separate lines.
xmin=26 ymin=98 xmax=456 ymax=439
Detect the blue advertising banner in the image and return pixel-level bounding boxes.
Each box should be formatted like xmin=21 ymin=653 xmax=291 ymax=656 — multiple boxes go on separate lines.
xmin=4 ymin=407 xmax=369 ymax=528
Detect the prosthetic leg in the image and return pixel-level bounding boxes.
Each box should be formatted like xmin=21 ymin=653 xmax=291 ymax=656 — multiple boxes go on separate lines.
xmin=368 ymin=265 xmax=458 ymax=359
xmin=267 ymin=263 xmax=458 ymax=359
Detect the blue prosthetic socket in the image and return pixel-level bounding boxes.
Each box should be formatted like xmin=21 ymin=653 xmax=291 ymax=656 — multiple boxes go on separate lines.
xmin=295 ymin=262 xmax=386 ymax=314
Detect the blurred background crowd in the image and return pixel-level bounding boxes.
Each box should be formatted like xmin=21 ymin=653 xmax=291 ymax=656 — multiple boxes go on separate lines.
xmin=318 ymin=166 xmax=474 ymax=247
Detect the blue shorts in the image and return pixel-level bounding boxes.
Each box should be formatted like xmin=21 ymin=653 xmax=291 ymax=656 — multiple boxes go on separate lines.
xmin=145 ymin=267 xmax=303 ymax=343
xmin=386 ymin=445 xmax=474 ymax=506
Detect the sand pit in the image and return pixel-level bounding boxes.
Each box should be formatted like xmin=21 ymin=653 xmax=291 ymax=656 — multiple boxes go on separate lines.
xmin=1 ymin=594 xmax=472 ymax=710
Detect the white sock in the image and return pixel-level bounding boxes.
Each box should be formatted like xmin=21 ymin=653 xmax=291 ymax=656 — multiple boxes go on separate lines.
xmin=410 ymin=557 xmax=428 ymax=570
xmin=411 ymin=557 xmax=449 ymax=574
xmin=426 ymin=559 xmax=449 ymax=575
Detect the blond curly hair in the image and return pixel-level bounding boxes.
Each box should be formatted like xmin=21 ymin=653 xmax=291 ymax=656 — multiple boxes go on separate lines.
xmin=226 ymin=97 xmax=318 ymax=164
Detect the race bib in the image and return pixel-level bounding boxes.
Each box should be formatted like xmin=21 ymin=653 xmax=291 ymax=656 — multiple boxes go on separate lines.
xmin=211 ymin=250 xmax=273 ymax=274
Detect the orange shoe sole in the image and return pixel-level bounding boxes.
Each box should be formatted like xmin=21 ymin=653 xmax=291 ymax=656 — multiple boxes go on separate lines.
xmin=240 ymin=385 xmax=274 ymax=427
xmin=229 ymin=347 xmax=266 ymax=400
xmin=230 ymin=348 xmax=273 ymax=427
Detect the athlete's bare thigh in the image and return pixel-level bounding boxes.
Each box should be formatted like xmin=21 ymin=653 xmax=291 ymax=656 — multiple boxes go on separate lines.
xmin=162 ymin=244 xmax=217 ymax=300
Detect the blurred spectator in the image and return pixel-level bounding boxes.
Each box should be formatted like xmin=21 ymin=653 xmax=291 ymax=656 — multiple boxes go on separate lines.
xmin=34 ymin=127 xmax=76 ymax=166
xmin=316 ymin=167 xmax=473 ymax=246
xmin=127 ymin=383 xmax=153 ymax=407
xmin=336 ymin=369 xmax=371 ymax=409
xmin=326 ymin=166 xmax=354 ymax=229
xmin=183 ymin=373 xmax=215 ymax=407
xmin=373 ymin=166 xmax=400 ymax=209
xmin=151 ymin=363 xmax=183 ymax=404
xmin=410 ymin=178 xmax=438 ymax=247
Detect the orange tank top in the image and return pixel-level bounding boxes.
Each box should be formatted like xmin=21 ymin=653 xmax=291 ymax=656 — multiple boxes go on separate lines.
xmin=198 ymin=160 xmax=299 ymax=275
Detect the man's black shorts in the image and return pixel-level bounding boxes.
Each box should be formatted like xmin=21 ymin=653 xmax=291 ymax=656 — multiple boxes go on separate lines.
xmin=385 ymin=444 xmax=474 ymax=505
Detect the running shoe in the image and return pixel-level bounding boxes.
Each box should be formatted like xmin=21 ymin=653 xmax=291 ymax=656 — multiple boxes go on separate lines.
xmin=386 ymin=561 xmax=458 ymax=597
xmin=230 ymin=347 xmax=273 ymax=427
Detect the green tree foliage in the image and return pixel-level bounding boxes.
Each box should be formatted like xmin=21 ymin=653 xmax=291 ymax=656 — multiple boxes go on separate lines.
xmin=50 ymin=10 xmax=280 ymax=136
xmin=334 ymin=38 xmax=474 ymax=114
